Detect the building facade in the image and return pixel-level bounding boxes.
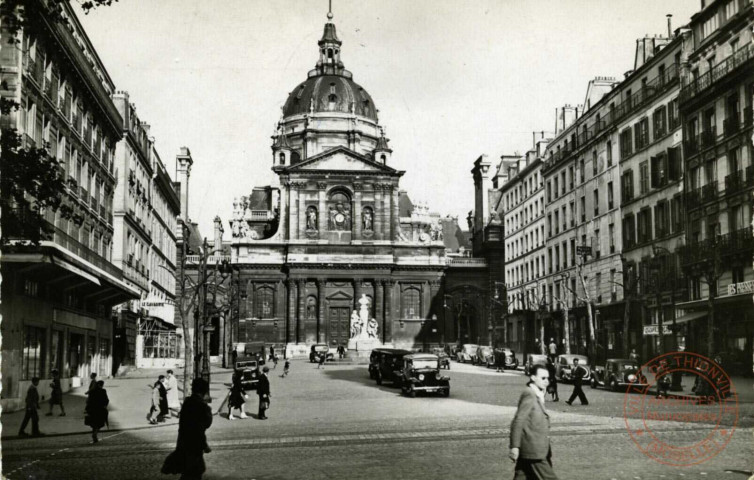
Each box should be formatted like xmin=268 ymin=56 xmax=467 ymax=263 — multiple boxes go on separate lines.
xmin=677 ymin=0 xmax=754 ymax=373
xmin=0 ymin=2 xmax=139 ymax=411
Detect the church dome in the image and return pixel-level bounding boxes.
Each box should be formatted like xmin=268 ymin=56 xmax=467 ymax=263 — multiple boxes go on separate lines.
xmin=282 ymin=75 xmax=377 ymax=121
xmin=281 ymin=20 xmax=378 ymax=122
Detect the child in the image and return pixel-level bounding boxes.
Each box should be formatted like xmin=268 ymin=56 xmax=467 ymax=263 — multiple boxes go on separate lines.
xmin=281 ymin=360 xmax=291 ymax=378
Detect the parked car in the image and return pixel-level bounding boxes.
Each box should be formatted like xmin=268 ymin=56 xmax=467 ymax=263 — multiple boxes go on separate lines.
xmin=474 ymin=346 xmax=494 ymax=366
xmin=243 ymin=341 xmax=267 ymax=365
xmin=399 ymin=353 xmax=450 ymax=397
xmin=309 ymin=344 xmax=335 ymax=363
xmin=368 ymin=348 xmax=412 ymax=385
xmin=431 ymin=347 xmax=451 ymax=369
xmin=555 ymin=354 xmax=591 ymax=383
xmin=456 ymin=344 xmax=478 ymax=363
xmin=524 ymin=353 xmax=549 ymax=376
xmin=591 ymin=358 xmax=648 ymax=391
xmin=494 ymin=348 xmax=519 ymax=369
xmin=234 ymin=355 xmax=260 ymax=390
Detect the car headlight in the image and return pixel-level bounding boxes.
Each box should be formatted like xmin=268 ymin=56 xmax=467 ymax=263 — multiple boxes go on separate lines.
xmin=418 ymin=374 xmax=425 ymax=381
xmin=435 ymin=372 xmax=441 ymax=380
xmin=627 ymin=374 xmax=636 ymax=382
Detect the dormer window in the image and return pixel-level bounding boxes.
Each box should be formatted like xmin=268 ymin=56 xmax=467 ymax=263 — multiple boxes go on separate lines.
xmin=380 ymin=154 xmax=386 ymax=163
xmin=328 ymin=48 xmax=334 ymax=60
xmin=279 ymin=152 xmax=285 ymax=165
xmin=328 ymin=94 xmax=338 ymax=111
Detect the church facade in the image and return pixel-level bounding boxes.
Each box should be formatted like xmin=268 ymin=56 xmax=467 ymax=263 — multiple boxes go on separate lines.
xmin=221 ymin=16 xmax=503 ymax=358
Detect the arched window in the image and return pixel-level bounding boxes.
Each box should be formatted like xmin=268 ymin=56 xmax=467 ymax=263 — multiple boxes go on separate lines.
xmin=402 ymin=287 xmax=421 ymax=319
xmin=327 ymin=191 xmax=352 ymax=231
xmin=380 ymin=154 xmax=386 ymax=163
xmin=327 ymin=48 xmax=333 ymax=60
xmin=254 ymin=286 xmax=275 ymax=318
xmin=328 ymin=94 xmax=338 ymax=111
xmin=278 ymin=152 xmax=285 ymax=165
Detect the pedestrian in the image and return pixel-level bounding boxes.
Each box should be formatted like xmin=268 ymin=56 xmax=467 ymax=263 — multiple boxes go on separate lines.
xmin=18 ymin=377 xmax=43 ymax=437
xmin=317 ymin=351 xmax=326 ymax=369
xmin=281 ymin=359 xmax=291 ymax=378
xmin=546 ymin=357 xmax=559 ymax=402
xmin=257 ymin=366 xmax=271 ymax=420
xmin=495 ymin=350 xmax=504 ymax=373
xmin=656 ymin=363 xmax=672 ymax=399
xmin=547 ymin=339 xmax=557 ymax=363
xmin=161 ymin=378 xmax=213 ymax=480
xmin=565 ymin=358 xmax=589 ymax=406
xmin=273 ymin=353 xmax=279 ymax=369
xmin=628 ymin=348 xmax=638 ymax=362
xmin=231 ymin=347 xmax=238 ymax=366
xmin=149 ymin=375 xmax=168 ymax=424
xmin=85 ymin=380 xmax=109 ymax=444
xmin=268 ymin=345 xmax=275 ymax=363
xmin=166 ymin=370 xmax=181 ymax=418
xmin=509 ymin=364 xmax=558 ymax=480
xmin=46 ymin=369 xmax=66 ymax=416
xmin=227 ymin=372 xmax=248 ymax=420
xmin=534 ymin=338 xmax=542 ymax=355
xmin=86 ymin=372 xmax=97 ymax=395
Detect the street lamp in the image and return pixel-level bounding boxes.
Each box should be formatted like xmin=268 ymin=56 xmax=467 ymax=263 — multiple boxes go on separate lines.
xmin=492 ymin=281 xmax=508 ymax=348
xmin=652 ymin=244 xmax=682 ymax=392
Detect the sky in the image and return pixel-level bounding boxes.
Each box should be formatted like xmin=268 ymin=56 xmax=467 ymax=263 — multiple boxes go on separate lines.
xmin=76 ymin=0 xmax=700 ymax=238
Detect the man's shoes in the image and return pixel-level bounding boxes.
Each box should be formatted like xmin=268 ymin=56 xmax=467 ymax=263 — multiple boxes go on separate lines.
xmin=59 ymin=413 xmax=66 ymax=417
xmin=45 ymin=412 xmax=53 ymax=416
xmin=258 ymin=416 xmax=268 ymax=420
xmin=553 ymin=398 xmax=559 ymax=402
xmin=31 ymin=432 xmax=45 ymax=437
xmin=18 ymin=431 xmax=29 ymax=437
xmin=583 ymin=402 xmax=589 ymax=405
xmin=565 ymin=401 xmax=572 ymax=406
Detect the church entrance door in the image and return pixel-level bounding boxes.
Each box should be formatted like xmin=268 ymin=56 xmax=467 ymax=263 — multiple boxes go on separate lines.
xmin=328 ymin=307 xmax=350 ymax=346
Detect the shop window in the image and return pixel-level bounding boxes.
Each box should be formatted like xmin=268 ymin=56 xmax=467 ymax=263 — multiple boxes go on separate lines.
xmin=22 ymin=326 xmax=46 ymax=380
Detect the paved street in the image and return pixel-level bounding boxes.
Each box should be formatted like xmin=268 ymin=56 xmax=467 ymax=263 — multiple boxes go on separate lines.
xmin=2 ymin=360 xmax=753 ymax=480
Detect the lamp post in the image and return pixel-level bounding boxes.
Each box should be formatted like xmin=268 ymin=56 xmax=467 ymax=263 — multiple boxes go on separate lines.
xmin=492 ymin=281 xmax=507 ymax=348
xmin=442 ymin=294 xmax=451 ymax=346
xmin=652 ymin=244 xmax=682 ymax=391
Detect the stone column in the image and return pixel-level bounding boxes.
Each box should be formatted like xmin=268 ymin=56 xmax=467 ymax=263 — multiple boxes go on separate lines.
xmin=287 ymin=279 xmax=297 ymax=344
xmin=317 ymin=278 xmax=327 ymax=343
xmin=375 ymin=280 xmax=384 ymax=338
xmin=374 ymin=188 xmax=383 ymax=241
xmin=353 ymin=277 xmax=362 ymax=312
xmin=290 ymin=186 xmax=299 ymax=240
xmin=384 ymin=280 xmax=395 ymax=343
xmin=298 ymin=185 xmax=307 ymax=238
xmin=318 ymin=183 xmax=327 ymax=234
xmin=282 ymin=183 xmax=291 ymax=240
xmin=297 ymin=279 xmax=306 ymax=344
xmin=391 ymin=187 xmax=400 ymax=240
xmin=354 ymin=186 xmax=362 ymax=239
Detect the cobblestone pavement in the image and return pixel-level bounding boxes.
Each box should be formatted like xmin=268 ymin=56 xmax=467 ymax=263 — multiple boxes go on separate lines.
xmin=2 ymin=361 xmax=752 ymax=479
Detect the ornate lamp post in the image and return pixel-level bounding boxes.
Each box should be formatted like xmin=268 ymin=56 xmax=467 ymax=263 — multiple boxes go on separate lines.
xmin=492 ymin=281 xmax=508 ymax=348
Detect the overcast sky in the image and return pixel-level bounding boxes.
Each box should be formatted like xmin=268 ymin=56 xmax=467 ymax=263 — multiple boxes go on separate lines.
xmin=76 ymin=0 xmax=700 ymax=238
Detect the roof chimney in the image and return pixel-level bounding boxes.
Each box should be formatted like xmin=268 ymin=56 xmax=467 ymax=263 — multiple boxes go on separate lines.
xmin=667 ymin=14 xmax=673 ymax=38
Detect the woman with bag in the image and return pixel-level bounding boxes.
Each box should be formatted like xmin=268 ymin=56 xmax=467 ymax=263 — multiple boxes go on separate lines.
xmin=85 ymin=380 xmax=109 ymax=443
xmin=227 ymin=372 xmax=248 ymax=420
xmin=162 ymin=378 xmax=213 ymax=480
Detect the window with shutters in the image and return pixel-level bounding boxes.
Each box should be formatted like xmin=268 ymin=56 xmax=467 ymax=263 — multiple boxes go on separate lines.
xmin=606 ymin=141 xmax=613 ymax=167
xmin=650 ymin=154 xmax=668 ymax=188
xmin=622 ymin=170 xmax=634 ymax=202
xmin=653 ymin=105 xmax=667 ymax=139
xmin=667 ymin=147 xmax=681 ymax=181
xmin=668 ymin=98 xmax=680 ymax=129
xmin=593 ymin=189 xmax=599 ymax=217
xmin=623 ymin=214 xmax=636 ymax=249
xmin=655 ymin=201 xmax=668 ymax=238
xmin=594 ymin=229 xmax=601 ymax=259
xmin=620 ymin=129 xmax=633 ymax=159
xmin=634 ymin=118 xmax=649 ymax=150
xmin=639 ymin=161 xmax=649 ymax=194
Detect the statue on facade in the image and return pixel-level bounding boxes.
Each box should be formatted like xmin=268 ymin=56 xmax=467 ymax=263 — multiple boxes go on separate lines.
xmin=350 ymin=310 xmax=361 ymax=338
xmin=328 ymin=206 xmax=338 ymax=230
xmin=489 ymin=210 xmax=502 ymax=225
xmin=367 ymin=317 xmax=378 ymax=339
xmin=306 ymin=206 xmax=318 ymax=231
xmin=430 ymin=220 xmax=443 ymax=241
xmin=467 ymin=211 xmax=474 ymax=231
xmin=362 ymin=208 xmax=373 ymax=232
xmin=307 ymin=298 xmax=317 ymax=319
xmin=231 ymin=220 xmax=241 ymax=238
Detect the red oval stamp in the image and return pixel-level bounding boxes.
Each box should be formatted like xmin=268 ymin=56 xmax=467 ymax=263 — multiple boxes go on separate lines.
xmin=623 ymin=351 xmax=739 ymax=467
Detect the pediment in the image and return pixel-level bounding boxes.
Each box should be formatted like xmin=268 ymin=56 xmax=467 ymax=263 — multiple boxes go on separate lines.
xmin=288 ymin=146 xmax=396 ymax=173
xmin=326 ymin=290 xmax=353 ymax=301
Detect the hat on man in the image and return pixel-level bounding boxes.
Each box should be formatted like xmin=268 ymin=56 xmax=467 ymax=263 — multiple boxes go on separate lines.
xmin=263 ymin=366 xmax=270 ymax=372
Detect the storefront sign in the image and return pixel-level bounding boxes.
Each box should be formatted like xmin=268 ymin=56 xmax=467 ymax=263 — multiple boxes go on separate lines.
xmin=643 ymin=324 xmax=672 ymax=336
xmin=727 ymin=280 xmax=754 ymax=296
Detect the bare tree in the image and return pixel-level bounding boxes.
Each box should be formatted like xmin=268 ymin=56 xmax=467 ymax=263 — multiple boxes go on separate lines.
xmin=559 ymin=259 xmax=596 ymax=359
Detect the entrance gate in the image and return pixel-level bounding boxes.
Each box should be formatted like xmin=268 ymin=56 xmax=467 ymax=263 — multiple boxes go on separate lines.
xmin=328 ymin=307 xmax=350 ymax=346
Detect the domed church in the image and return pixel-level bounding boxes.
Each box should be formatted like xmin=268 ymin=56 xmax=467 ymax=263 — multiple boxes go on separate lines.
xmin=218 ymin=12 xmax=498 ymax=358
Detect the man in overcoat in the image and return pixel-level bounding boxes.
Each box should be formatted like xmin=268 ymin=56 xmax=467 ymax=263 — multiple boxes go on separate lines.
xmin=162 ymin=378 xmax=213 ymax=480
xmin=257 ymin=366 xmax=271 ymax=419
xmin=19 ymin=377 xmax=43 ymax=437
xmin=509 ymin=364 xmax=558 ymax=479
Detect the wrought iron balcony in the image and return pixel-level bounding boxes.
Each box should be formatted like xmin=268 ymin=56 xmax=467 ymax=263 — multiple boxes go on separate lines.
xmin=701 ymin=181 xmax=718 ymax=202
xmin=680 ymin=43 xmax=754 ymax=103
xmin=700 ymin=128 xmax=716 ymax=148
xmin=684 ymin=138 xmax=699 ymax=155
xmin=724 ymin=117 xmax=740 ymax=136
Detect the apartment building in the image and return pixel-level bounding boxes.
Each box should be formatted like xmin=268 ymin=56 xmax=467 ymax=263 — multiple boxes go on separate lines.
xmin=0 ymin=2 xmax=139 ymax=411
xmin=677 ymin=0 xmax=753 ymax=372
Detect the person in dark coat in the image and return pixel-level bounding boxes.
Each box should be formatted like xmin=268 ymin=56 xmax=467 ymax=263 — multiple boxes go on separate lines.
xmin=46 ymin=369 xmax=66 ymax=416
xmin=150 ymin=375 xmax=169 ymax=424
xmin=565 ymin=358 xmax=589 ymax=406
xmin=257 ymin=366 xmax=271 ymax=420
xmin=19 ymin=377 xmax=43 ymax=437
xmin=227 ymin=372 xmax=248 ymax=420
xmin=317 ymin=351 xmax=326 ymax=369
xmin=85 ymin=380 xmax=109 ymax=443
xmin=86 ymin=372 xmax=97 ymax=395
xmin=546 ymin=357 xmax=559 ymax=402
xmin=509 ymin=364 xmax=558 ymax=479
xmin=162 ymin=378 xmax=213 ymax=480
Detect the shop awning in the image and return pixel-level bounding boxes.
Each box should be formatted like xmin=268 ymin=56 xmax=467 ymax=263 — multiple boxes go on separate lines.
xmin=672 ymin=311 xmax=707 ymax=325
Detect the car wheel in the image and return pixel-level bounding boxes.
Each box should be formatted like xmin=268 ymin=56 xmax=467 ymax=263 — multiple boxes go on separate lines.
xmin=590 ymin=378 xmax=597 ymax=389
xmin=443 ymin=387 xmax=450 ymax=397
xmin=376 ymin=373 xmax=383 ymax=385
xmin=610 ymin=378 xmax=619 ymax=392
xmin=408 ymin=385 xmax=416 ymax=398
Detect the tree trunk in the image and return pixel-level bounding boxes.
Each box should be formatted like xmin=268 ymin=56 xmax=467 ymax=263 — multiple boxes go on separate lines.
xmin=562 ymin=299 xmax=571 ymax=354
xmin=622 ymin=295 xmax=631 ymax=357
xmin=179 ymin=307 xmax=193 ymax=400
xmin=538 ymin=312 xmax=546 ymax=354
xmin=707 ymin=286 xmax=715 ymax=357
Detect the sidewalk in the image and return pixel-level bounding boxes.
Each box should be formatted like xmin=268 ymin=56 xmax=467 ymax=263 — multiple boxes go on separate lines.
xmin=641 ymin=368 xmax=754 ymax=403
xmin=1 ymin=369 xmax=234 ymax=439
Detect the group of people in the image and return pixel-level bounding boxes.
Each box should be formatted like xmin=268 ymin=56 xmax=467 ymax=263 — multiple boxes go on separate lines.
xmin=18 ymin=370 xmax=109 ymax=444
xmin=227 ymin=365 xmax=272 ymax=421
xmin=148 ymin=370 xmax=181 ymax=424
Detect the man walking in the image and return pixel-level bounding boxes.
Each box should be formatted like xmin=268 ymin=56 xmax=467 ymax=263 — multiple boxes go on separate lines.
xmin=166 ymin=370 xmax=181 ymax=418
xmin=547 ymin=339 xmax=557 ymax=363
xmin=19 ymin=377 xmax=43 ymax=437
xmin=509 ymin=364 xmax=558 ymax=479
xmin=565 ymin=358 xmax=589 ymax=406
xmin=257 ymin=366 xmax=271 ymax=420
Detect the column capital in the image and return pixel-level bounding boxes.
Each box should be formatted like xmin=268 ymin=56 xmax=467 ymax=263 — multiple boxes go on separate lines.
xmin=316 ymin=277 xmax=327 ymax=285
xmin=317 ymin=182 xmax=328 ymax=189
xmin=295 ymin=277 xmax=307 ymax=286
xmin=353 ymin=183 xmax=363 ymax=191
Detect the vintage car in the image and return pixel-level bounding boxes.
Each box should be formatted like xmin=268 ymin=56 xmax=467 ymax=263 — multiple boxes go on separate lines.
xmin=369 ymin=348 xmax=412 ymax=385
xmin=431 ymin=347 xmax=451 ymax=369
xmin=493 ymin=348 xmax=519 ymax=369
xmin=309 ymin=344 xmax=335 ymax=363
xmin=555 ymin=354 xmax=591 ymax=383
xmin=243 ymin=341 xmax=267 ymax=365
xmin=399 ymin=353 xmax=450 ymax=397
xmin=234 ymin=355 xmax=261 ymax=390
xmin=456 ymin=344 xmax=479 ymax=363
xmin=524 ymin=354 xmax=549 ymax=376
xmin=473 ymin=346 xmax=494 ymax=366
xmin=591 ymin=359 xmax=648 ymax=391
